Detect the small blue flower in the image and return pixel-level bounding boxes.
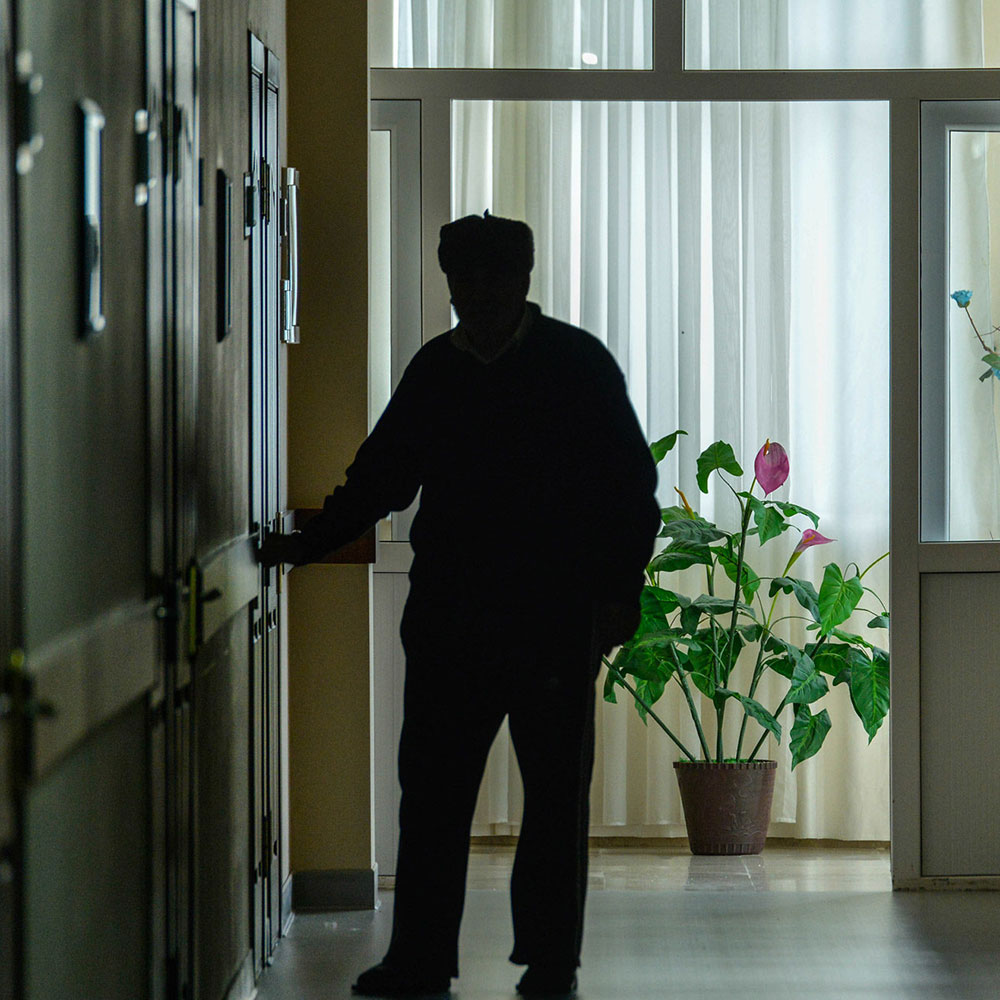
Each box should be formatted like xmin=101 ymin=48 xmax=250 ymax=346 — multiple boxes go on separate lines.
xmin=951 ymin=289 xmax=973 ymax=308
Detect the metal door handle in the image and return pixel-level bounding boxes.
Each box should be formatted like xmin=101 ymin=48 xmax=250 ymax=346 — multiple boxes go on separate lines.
xmin=15 ymin=51 xmax=44 ymax=175
xmin=282 ymin=167 xmax=300 ymax=343
xmin=217 ymin=169 xmax=233 ymax=340
xmin=79 ymin=98 xmax=106 ymax=337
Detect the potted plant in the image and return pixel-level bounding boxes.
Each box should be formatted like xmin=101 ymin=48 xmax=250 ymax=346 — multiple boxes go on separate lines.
xmin=603 ymin=430 xmax=889 ymax=855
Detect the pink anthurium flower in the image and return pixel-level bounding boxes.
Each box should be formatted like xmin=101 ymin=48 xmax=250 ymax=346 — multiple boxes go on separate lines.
xmin=754 ymin=440 xmax=789 ymax=496
xmin=794 ymin=528 xmax=835 ymax=554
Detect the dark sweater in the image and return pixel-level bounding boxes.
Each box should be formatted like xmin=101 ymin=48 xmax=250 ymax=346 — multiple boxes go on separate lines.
xmin=299 ymin=303 xmax=660 ymax=632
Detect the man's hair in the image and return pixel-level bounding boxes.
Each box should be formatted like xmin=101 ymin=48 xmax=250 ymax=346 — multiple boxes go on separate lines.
xmin=438 ymin=211 xmax=534 ymax=276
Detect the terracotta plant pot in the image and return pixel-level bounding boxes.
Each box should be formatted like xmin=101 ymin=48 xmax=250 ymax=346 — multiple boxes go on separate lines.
xmin=673 ymin=760 xmax=777 ymax=855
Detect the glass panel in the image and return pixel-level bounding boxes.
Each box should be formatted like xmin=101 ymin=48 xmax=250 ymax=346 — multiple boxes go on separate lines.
xmin=945 ymin=130 xmax=1000 ymax=541
xmin=685 ymin=0 xmax=996 ymax=69
xmin=370 ymin=0 xmax=653 ymax=69
xmin=451 ymin=99 xmax=888 ymax=556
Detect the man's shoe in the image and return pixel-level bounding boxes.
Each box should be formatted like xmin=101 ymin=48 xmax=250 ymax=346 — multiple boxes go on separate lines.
xmin=351 ymin=961 xmax=451 ymax=997
xmin=515 ymin=965 xmax=578 ymax=998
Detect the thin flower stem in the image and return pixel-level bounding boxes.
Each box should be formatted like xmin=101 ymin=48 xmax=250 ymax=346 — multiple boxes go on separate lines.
xmin=602 ymin=658 xmax=696 ymax=761
xmin=859 ymin=551 xmax=889 ymax=579
xmin=736 ymin=587 xmax=782 ymax=758
xmin=668 ymin=645 xmax=714 ymax=761
xmin=964 ymin=305 xmax=992 ymax=353
xmin=736 ymin=638 xmax=769 ymax=759
xmin=723 ymin=490 xmax=756 ymax=758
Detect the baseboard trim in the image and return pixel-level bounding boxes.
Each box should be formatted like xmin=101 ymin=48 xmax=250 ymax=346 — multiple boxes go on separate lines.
xmin=281 ymin=874 xmax=294 ymax=934
xmin=292 ymin=866 xmax=379 ymax=912
xmin=221 ymin=949 xmax=256 ymax=1000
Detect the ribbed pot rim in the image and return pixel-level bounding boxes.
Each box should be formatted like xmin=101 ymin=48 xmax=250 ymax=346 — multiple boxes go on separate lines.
xmin=673 ymin=760 xmax=777 ymax=770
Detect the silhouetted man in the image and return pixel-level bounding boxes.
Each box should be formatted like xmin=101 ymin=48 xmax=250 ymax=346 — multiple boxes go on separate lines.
xmin=258 ymin=213 xmax=659 ymax=998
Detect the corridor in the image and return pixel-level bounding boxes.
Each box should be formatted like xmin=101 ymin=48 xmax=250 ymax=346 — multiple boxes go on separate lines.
xmin=256 ymin=845 xmax=1000 ymax=1000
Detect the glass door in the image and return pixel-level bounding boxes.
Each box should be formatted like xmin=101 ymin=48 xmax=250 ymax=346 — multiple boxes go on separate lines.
xmin=913 ymin=101 xmax=1000 ymax=879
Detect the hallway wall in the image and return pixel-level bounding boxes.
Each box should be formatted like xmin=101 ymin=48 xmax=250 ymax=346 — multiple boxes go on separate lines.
xmin=286 ymin=1 xmax=374 ymax=883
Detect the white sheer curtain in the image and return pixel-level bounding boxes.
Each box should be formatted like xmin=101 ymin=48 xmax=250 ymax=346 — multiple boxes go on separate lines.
xmin=398 ymin=2 xmax=985 ymax=839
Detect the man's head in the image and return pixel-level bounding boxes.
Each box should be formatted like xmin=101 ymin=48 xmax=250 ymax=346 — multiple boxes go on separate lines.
xmin=438 ymin=212 xmax=533 ymax=336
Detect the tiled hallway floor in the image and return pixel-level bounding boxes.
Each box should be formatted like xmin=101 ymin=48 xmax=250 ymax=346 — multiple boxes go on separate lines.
xmin=255 ymin=844 xmax=1000 ymax=1000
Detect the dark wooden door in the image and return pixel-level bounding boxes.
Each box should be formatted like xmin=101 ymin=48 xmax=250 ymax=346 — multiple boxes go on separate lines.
xmin=1 ymin=2 xmax=22 ymax=996
xmin=13 ymin=0 xmax=157 ymax=996
xmin=186 ymin=8 xmax=264 ymax=1000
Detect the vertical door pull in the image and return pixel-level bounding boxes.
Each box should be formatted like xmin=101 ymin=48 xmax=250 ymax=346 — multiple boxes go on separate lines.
xmin=282 ymin=167 xmax=300 ymax=344
xmin=133 ymin=109 xmax=155 ymax=206
xmin=244 ymin=172 xmax=257 ymax=235
xmin=217 ymin=170 xmax=233 ymax=340
xmin=79 ymin=99 xmax=106 ymax=337
xmin=15 ymin=51 xmax=44 ymax=175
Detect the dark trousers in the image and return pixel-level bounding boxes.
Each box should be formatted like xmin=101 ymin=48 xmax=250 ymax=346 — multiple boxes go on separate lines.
xmin=383 ymin=615 xmax=599 ymax=979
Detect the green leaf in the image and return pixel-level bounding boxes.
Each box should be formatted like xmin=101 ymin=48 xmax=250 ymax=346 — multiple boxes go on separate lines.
xmin=785 ymin=648 xmax=829 ymax=705
xmin=650 ymin=429 xmax=687 ymax=465
xmin=716 ymin=689 xmax=782 ymax=742
xmin=660 ymin=505 xmax=695 ymax=524
xmin=771 ymin=501 xmax=821 ymax=529
xmin=639 ymin=586 xmax=688 ymax=621
xmin=633 ymin=676 xmax=667 ymax=723
xmin=715 ymin=546 xmax=762 ymax=602
xmin=832 ymin=667 xmax=851 ymax=687
xmin=611 ymin=639 xmax=670 ymax=684
xmin=740 ymin=623 xmax=764 ymax=643
xmin=746 ymin=496 xmax=787 ymax=545
xmin=687 ymin=661 xmax=716 ymax=699
xmin=867 ymin=613 xmax=889 ymax=629
xmin=649 ymin=541 xmax=713 ymax=574
xmin=828 ymin=627 xmax=878 ymax=651
xmin=602 ymin=665 xmax=619 ymax=704
xmin=696 ymin=441 xmax=743 ymax=493
xmin=679 ymin=603 xmax=702 ymax=636
xmin=983 ymin=352 xmax=1000 ymax=368
xmin=762 ymin=635 xmax=800 ymax=678
xmin=849 ymin=648 xmax=890 ymax=742
xmin=768 ymin=576 xmax=821 ymax=622
xmin=679 ymin=594 xmax=754 ymax=636
xmin=659 ymin=518 xmax=729 ymax=545
xmin=762 ymin=655 xmax=795 ymax=679
xmin=807 ymin=642 xmax=852 ymax=678
xmin=789 ymin=705 xmax=832 ymax=769
xmin=817 ymin=563 xmax=864 ymax=635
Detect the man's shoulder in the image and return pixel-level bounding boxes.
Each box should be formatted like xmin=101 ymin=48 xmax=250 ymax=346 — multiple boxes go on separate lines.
xmin=401 ymin=329 xmax=460 ymax=374
xmin=533 ymin=308 xmax=622 ymax=378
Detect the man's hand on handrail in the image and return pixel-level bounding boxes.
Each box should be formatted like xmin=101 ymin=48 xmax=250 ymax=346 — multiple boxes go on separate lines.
xmin=256 ymin=531 xmax=309 ymax=568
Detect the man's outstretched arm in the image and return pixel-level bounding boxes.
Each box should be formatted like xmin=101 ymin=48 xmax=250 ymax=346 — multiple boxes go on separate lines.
xmin=257 ymin=356 xmax=426 ymax=567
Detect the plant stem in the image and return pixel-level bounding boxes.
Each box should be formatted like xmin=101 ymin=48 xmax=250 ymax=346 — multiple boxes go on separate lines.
xmin=736 ymin=636 xmax=770 ymax=759
xmin=859 ymin=551 xmax=889 ymax=579
xmin=721 ymin=497 xmax=754 ymax=759
xmin=602 ymin=658 xmax=696 ymax=760
xmin=964 ymin=304 xmax=992 ymax=353
xmin=668 ymin=646 xmax=713 ymax=761
xmin=748 ymin=695 xmax=789 ymax=761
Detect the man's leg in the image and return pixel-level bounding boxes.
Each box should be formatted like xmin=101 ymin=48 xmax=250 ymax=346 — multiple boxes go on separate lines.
xmin=381 ymin=648 xmax=507 ymax=980
xmin=507 ymin=649 xmax=598 ymax=977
